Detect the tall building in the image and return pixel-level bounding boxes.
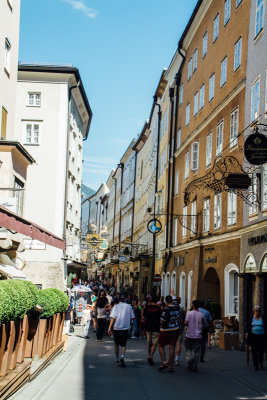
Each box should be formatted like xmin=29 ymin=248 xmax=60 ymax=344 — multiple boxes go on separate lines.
xmin=14 ymin=65 xmax=92 ymax=289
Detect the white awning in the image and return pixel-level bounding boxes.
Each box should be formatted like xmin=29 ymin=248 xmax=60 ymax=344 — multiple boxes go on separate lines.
xmin=0 ymin=254 xmax=26 ymax=279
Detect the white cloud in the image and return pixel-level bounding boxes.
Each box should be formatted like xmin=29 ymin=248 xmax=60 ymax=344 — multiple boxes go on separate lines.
xmin=83 ymin=156 xmax=117 ymax=166
xmin=61 ymin=0 xmax=97 ymax=18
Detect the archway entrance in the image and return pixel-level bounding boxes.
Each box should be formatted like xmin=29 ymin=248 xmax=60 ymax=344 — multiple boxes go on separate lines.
xmin=203 ymin=267 xmax=220 ymax=304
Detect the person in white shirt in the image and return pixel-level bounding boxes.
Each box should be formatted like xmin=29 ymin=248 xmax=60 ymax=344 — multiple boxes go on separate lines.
xmin=82 ymin=304 xmax=92 ymax=339
xmin=108 ymin=294 xmax=135 ymax=367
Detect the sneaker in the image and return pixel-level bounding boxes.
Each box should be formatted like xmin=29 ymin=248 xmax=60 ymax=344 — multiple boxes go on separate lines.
xmin=96 ymin=339 xmax=100 ymax=342
xmin=175 ymin=360 xmax=181 ymax=366
xmin=120 ymin=357 xmax=126 ymax=368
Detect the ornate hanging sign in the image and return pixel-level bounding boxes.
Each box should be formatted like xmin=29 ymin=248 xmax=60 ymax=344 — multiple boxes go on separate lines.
xmin=86 ymin=234 xmax=104 ymax=248
xmin=147 ymin=218 xmax=162 ymax=234
xmin=244 ymin=132 xmax=267 ymax=165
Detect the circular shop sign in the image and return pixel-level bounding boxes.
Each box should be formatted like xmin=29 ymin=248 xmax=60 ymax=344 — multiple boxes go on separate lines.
xmin=147 ymin=218 xmax=162 ymax=234
xmin=244 ymin=133 xmax=267 ymax=165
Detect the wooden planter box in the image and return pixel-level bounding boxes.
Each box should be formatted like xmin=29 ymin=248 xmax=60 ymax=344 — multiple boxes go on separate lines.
xmin=9 ymin=319 xmax=23 ymax=371
xmin=0 ymin=321 xmax=15 ymax=377
xmin=17 ymin=315 xmax=29 ymax=364
xmin=58 ymin=312 xmax=65 ymax=343
xmin=25 ymin=316 xmax=39 ymax=358
xmin=0 ymin=324 xmax=8 ymax=374
xmin=52 ymin=313 xmax=60 ymax=346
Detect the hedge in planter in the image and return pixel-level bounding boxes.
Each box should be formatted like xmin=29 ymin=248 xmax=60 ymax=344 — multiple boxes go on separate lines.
xmin=38 ymin=289 xmax=69 ymax=318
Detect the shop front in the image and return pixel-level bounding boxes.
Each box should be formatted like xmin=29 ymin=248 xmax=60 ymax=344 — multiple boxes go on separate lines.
xmin=239 ymin=227 xmax=267 ymax=341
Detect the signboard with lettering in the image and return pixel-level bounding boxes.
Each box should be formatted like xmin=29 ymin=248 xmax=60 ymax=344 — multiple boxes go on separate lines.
xmin=86 ymin=234 xmax=104 ymax=248
xmin=0 ymin=198 xmax=17 ymax=213
xmin=244 ymin=132 xmax=267 ymax=165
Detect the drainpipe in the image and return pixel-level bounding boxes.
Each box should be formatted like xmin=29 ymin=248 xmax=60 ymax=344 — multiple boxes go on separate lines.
xmin=131 ymin=152 xmax=137 ymax=249
xmin=169 ymin=48 xmax=186 ymax=248
xmin=152 ymin=96 xmax=161 ymax=291
xmin=165 ymin=87 xmax=175 ymax=253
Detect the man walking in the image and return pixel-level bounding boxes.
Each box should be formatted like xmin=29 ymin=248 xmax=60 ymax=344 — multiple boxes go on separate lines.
xmin=108 ymin=294 xmax=135 ymax=367
xmin=82 ymin=304 xmax=92 ymax=339
xmin=174 ymin=297 xmax=186 ymax=366
xmin=184 ymin=300 xmax=204 ymax=372
xmin=198 ymin=301 xmax=212 ymax=362
xmin=158 ymin=295 xmax=180 ymax=373
xmin=143 ymin=294 xmax=161 ymax=365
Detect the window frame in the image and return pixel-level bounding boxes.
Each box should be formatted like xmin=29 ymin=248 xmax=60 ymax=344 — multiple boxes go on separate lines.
xmin=206 ymin=132 xmax=212 ymax=166
xmin=185 ymin=150 xmax=190 ymax=180
xmin=173 ymin=218 xmax=178 ymax=246
xmin=199 ymin=84 xmax=205 ymax=110
xmin=227 ymin=190 xmax=237 ymax=225
xmin=255 ymin=0 xmax=264 ymax=37
xmin=179 ymin=84 xmax=183 ymax=106
xmin=182 ymin=205 xmax=188 ymax=237
xmin=191 ymin=141 xmax=199 ymax=172
xmin=186 ymin=103 xmax=190 ymax=126
xmin=216 ymin=120 xmax=224 ymax=156
xmin=214 ymin=192 xmax=222 ymax=229
xmin=224 ymin=0 xmax=231 ymax=26
xmin=175 ymin=170 xmax=179 ymax=195
xmin=234 ymin=37 xmax=242 ymax=71
xmin=28 ymin=92 xmax=41 ymax=107
xmin=177 ymin=128 xmax=181 ymax=149
xmin=213 ymin=13 xmax=220 ymax=42
xmin=209 ymin=73 xmax=215 ymax=101
xmin=191 ymin=200 xmax=197 ymax=235
xmin=202 ymin=31 xmax=208 ymax=58
xmin=24 ymin=121 xmax=40 ymax=145
xmin=251 ymin=77 xmax=260 ymax=122
xmin=194 ymin=91 xmax=199 ymax=116
xmin=203 ymin=198 xmax=210 ymax=232
xmin=4 ymin=37 xmax=11 ymax=74
xmin=230 ymin=107 xmax=239 ymax=148
xmin=220 ymin=56 xmax=228 ymax=87
xmin=193 ymin=48 xmax=198 ymax=73
xmin=188 ymin=58 xmax=192 ymax=80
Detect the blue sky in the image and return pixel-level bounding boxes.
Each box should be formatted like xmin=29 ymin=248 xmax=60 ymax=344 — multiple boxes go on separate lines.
xmin=19 ymin=0 xmax=197 ymax=191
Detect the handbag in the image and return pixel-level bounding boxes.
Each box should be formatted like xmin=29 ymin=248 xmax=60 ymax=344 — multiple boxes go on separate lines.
xmin=69 ymin=324 xmax=74 ymax=333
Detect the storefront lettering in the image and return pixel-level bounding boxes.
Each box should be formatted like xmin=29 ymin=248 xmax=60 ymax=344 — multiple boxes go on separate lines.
xmin=205 ymin=247 xmax=215 ymax=252
xmin=204 ymin=256 xmax=217 ymax=263
xmin=248 ymin=234 xmax=267 ymax=246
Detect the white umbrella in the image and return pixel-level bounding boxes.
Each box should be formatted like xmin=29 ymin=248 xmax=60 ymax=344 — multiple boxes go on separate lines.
xmin=71 ymin=285 xmax=92 ymax=292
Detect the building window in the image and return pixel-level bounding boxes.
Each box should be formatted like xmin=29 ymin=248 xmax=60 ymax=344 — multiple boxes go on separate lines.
xmin=7 ymin=0 xmax=13 ymax=9
xmin=194 ymin=92 xmax=198 ymax=116
xmin=177 ymin=129 xmax=181 ymax=149
xmin=4 ymin=37 xmax=11 ymax=74
xmin=206 ymin=132 xmax=212 ymax=166
xmin=220 ymin=56 xmax=227 ymax=87
xmin=214 ymin=193 xmax=222 ymax=229
xmin=179 ymin=272 xmax=186 ymax=308
xmin=227 ymin=191 xmax=237 ymax=225
xmin=191 ymin=141 xmax=199 ymax=171
xmin=216 ymin=120 xmax=224 ymax=156
xmin=209 ymin=73 xmax=215 ymax=101
xmin=255 ymin=0 xmax=264 ymax=37
xmin=202 ymin=31 xmax=208 ymax=58
xmin=188 ymin=58 xmax=192 ymax=80
xmin=230 ymin=108 xmax=239 ymax=148
xmin=14 ymin=178 xmax=24 ymax=216
xmin=160 ymin=107 xmax=168 ymax=140
xmin=251 ymin=78 xmax=260 ymax=122
xmin=182 ymin=206 xmax=187 ymax=237
xmin=248 ymin=172 xmax=258 ymax=215
xmin=175 ymin=170 xmax=179 ymax=195
xmin=28 ymin=92 xmax=41 ymax=107
xmin=191 ymin=200 xmax=197 ymax=234
xmin=193 ymin=49 xmax=198 ymax=72
xmin=185 ymin=151 xmax=190 ymax=180
xmin=25 ymin=123 xmax=40 ymax=144
xmin=1 ymin=107 xmax=7 ymax=139
xmin=173 ymin=218 xmax=178 ymax=246
xmin=236 ymin=0 xmax=242 ymax=7
xmin=224 ymin=0 xmax=231 ymax=25
xmin=186 ymin=103 xmax=190 ymax=126
xmin=224 ymin=264 xmax=239 ymax=316
xmin=234 ymin=37 xmax=242 ymax=71
xmin=179 ymin=84 xmax=183 ymax=105
xmin=199 ymin=84 xmax=205 ymax=110
xmin=262 ymin=164 xmax=267 ymax=210
xmin=203 ymin=198 xmax=210 ymax=232
xmin=213 ymin=14 xmax=219 ymax=42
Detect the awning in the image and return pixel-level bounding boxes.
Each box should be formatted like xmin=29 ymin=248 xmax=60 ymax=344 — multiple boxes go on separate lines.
xmin=0 ymin=254 xmax=26 ymax=279
xmin=67 ymin=260 xmax=87 ymax=270
xmin=0 ymin=205 xmax=65 ymax=250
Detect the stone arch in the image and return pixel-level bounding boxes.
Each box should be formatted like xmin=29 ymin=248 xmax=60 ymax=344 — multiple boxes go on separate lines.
xmin=243 ymin=254 xmax=257 ymax=273
xmin=203 ymin=267 xmax=220 ymax=304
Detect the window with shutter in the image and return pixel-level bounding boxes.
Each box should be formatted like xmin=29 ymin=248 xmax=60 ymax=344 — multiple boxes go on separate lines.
xmin=191 ymin=142 xmax=199 ymax=171
xmin=248 ymin=172 xmax=258 ymax=215
xmin=182 ymin=206 xmax=187 ymax=237
xmin=227 ymin=191 xmax=237 ymax=225
xmin=230 ymin=108 xmax=239 ymax=148
xmin=203 ymin=198 xmax=210 ymax=232
xmin=214 ymin=193 xmax=221 ymax=229
xmin=213 ymin=14 xmax=219 ymax=42
xmin=173 ymin=218 xmax=178 ymax=246
xmin=206 ymin=132 xmax=212 ymax=166
xmin=209 ymin=74 xmax=215 ymax=101
xmin=194 ymin=92 xmax=198 ymax=116
xmin=216 ymin=121 xmax=224 ymax=156
xmin=251 ymin=78 xmax=260 ymax=122
xmin=185 ymin=151 xmax=190 ymax=179
xmin=175 ymin=170 xmax=179 ymax=195
xmin=191 ymin=200 xmax=197 ymax=234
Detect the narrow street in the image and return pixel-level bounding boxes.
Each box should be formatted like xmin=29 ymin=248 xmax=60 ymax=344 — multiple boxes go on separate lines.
xmin=12 ymin=327 xmax=267 ymax=400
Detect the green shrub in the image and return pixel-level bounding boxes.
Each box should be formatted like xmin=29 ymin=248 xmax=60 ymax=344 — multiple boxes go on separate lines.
xmin=0 ymin=281 xmax=15 ymax=325
xmin=38 ymin=288 xmax=69 ymax=318
xmin=22 ymin=280 xmax=39 ymax=311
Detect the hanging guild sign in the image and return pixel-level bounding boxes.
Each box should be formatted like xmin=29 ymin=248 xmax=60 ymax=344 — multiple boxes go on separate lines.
xmin=86 ymin=234 xmax=104 ymax=249
xmin=147 ymin=218 xmax=162 ymax=234
xmin=244 ymin=132 xmax=267 ymax=165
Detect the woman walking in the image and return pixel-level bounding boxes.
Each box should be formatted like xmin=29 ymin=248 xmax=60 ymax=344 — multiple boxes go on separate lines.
xmin=246 ymin=305 xmax=267 ymax=370
xmin=96 ymin=291 xmax=108 ymax=342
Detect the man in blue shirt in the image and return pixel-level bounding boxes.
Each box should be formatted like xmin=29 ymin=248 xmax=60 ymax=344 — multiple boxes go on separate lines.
xmin=198 ymin=301 xmax=213 ymax=362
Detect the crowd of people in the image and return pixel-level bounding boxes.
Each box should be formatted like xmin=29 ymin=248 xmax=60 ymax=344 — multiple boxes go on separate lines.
xmin=67 ymin=279 xmax=267 ymax=373
xmin=67 ymin=279 xmax=216 ymax=372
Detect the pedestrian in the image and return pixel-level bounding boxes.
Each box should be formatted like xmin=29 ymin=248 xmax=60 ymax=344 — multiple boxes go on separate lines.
xmin=82 ymin=304 xmax=92 ymax=339
xmin=91 ymin=294 xmax=98 ymax=332
xmin=184 ymin=300 xmax=204 ymax=372
xmin=143 ymin=294 xmax=161 ymax=365
xmin=158 ymin=295 xmax=180 ymax=373
xmin=246 ymin=305 xmax=267 ymax=370
xmin=65 ymin=302 xmax=73 ymax=335
xmin=198 ymin=301 xmax=213 ymax=362
xmin=108 ymin=294 xmax=135 ymax=367
xmin=131 ymin=300 xmax=141 ymax=339
xmin=96 ymin=291 xmax=108 ymax=342
xmin=174 ymin=297 xmax=186 ymax=366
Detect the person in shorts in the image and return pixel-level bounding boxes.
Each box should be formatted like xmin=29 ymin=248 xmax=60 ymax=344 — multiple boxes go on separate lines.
xmin=143 ymin=294 xmax=161 ymax=365
xmin=158 ymin=295 xmax=180 ymax=373
xmin=108 ymin=294 xmax=135 ymax=367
